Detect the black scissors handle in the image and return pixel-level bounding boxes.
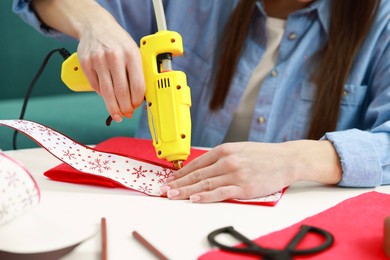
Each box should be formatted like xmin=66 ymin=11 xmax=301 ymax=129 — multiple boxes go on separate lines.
xmin=208 ymin=226 xmax=274 ymax=255
xmin=286 ymin=225 xmax=333 ymax=255
xmin=207 ymin=225 xmax=334 ymax=259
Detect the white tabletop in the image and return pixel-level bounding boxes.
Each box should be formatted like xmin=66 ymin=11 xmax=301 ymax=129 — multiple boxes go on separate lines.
xmin=2 ymin=147 xmax=390 ymax=260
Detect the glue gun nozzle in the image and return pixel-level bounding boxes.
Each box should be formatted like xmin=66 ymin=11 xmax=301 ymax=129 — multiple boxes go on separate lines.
xmin=172 ymin=160 xmax=183 ymax=170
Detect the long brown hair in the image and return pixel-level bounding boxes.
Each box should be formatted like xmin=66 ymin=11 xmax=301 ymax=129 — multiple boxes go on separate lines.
xmin=210 ymin=0 xmax=380 ymax=140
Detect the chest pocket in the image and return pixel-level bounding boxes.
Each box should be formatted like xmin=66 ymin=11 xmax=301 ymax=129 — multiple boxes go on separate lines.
xmin=294 ymin=83 xmax=368 ymax=139
xmin=173 ymin=50 xmax=212 ymax=102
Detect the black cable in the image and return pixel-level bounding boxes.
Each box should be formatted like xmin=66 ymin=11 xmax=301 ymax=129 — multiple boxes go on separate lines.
xmin=106 ymin=115 xmax=113 ymax=126
xmin=12 ymin=48 xmax=71 ymax=150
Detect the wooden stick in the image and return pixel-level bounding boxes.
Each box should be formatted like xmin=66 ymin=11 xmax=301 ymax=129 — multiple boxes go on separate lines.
xmin=385 ymin=215 xmax=390 ymax=257
xmin=101 ymin=217 xmax=107 ymax=260
xmin=132 ymin=230 xmax=168 ymax=260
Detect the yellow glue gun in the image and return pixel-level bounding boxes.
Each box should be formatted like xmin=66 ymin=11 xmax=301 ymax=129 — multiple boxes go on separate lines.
xmin=61 ymin=30 xmax=192 ymax=169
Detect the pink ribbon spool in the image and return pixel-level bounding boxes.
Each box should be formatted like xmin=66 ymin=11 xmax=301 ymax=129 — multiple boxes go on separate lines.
xmin=0 ymin=152 xmax=40 ymax=225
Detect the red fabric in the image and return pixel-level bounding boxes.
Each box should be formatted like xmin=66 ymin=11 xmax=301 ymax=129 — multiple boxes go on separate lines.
xmin=44 ymin=137 xmax=207 ymax=188
xmin=199 ymin=191 xmax=390 ymax=260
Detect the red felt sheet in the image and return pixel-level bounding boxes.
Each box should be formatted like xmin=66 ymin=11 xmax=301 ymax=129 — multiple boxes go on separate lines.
xmin=199 ymin=191 xmax=390 ymax=259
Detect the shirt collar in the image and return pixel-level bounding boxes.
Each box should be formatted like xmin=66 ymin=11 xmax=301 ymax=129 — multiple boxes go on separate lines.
xmin=304 ymin=0 xmax=331 ymax=35
xmin=256 ymin=0 xmax=331 ymax=35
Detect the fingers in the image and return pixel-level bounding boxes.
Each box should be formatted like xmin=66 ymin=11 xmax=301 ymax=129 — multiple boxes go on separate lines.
xmin=126 ymin=49 xmax=145 ymax=108
xmin=166 ymin=152 xmax=222 ymax=190
xmin=90 ymin=52 xmax=122 ymax=122
xmin=79 ymin=50 xmax=145 ymax=122
xmin=108 ymin=47 xmax=145 ymax=118
xmin=162 ymin=177 xmax=246 ymax=203
xmin=164 ymin=173 xmax=227 ymax=199
xmin=109 ymin=52 xmax=133 ymax=118
xmin=78 ymin=42 xmax=145 ymax=122
xmin=160 ymin=153 xmax=247 ymax=202
xmin=170 ymin=147 xmax=221 ymax=179
xmin=164 ymin=176 xmax=244 ymax=203
xmin=189 ymin=186 xmax=244 ymax=203
xmin=80 ymin=58 xmax=100 ymax=95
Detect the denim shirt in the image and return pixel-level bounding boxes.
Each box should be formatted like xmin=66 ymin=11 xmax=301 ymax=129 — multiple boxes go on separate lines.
xmin=13 ymin=0 xmax=390 ymax=187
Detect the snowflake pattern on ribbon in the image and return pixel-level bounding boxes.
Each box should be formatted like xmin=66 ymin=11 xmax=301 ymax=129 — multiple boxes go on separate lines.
xmin=0 ymin=152 xmax=40 ymax=225
xmin=0 ymin=120 xmax=282 ymax=204
xmin=0 ymin=120 xmax=173 ymax=196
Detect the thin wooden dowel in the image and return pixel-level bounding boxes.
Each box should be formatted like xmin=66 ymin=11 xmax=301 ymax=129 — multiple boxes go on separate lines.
xmin=132 ymin=230 xmax=168 ymax=260
xmin=101 ymin=217 xmax=107 ymax=260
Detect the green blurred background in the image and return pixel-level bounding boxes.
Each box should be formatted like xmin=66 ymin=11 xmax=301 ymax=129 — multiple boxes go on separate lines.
xmin=1 ymin=0 xmax=77 ymax=100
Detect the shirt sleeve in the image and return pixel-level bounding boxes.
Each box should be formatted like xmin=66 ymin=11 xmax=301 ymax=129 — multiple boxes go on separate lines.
xmin=323 ymin=129 xmax=385 ymax=187
xmin=322 ymin=22 xmax=390 ymax=188
xmin=12 ymin=0 xmax=156 ymax=43
xmin=12 ymin=0 xmax=74 ymax=41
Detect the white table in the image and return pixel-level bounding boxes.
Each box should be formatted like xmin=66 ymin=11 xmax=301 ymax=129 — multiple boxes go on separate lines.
xmin=2 ymin=147 xmax=390 ymax=259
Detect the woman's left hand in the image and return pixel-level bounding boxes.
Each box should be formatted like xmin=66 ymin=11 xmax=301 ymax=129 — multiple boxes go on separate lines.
xmin=159 ymin=140 xmax=342 ymax=203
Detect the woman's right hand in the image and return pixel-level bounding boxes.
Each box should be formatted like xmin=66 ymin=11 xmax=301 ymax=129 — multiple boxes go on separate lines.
xmin=32 ymin=0 xmax=146 ymax=122
xmin=76 ymin=8 xmax=145 ymax=122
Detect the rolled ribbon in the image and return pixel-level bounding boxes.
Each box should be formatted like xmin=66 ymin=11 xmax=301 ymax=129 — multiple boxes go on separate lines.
xmin=0 ymin=151 xmax=40 ymax=225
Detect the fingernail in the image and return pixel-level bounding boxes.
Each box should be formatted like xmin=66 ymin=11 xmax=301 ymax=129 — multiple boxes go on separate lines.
xmin=190 ymin=195 xmax=200 ymax=203
xmin=164 ymin=176 xmax=175 ymax=183
xmin=160 ymin=185 xmax=171 ymax=194
xmin=113 ymin=114 xmax=122 ymax=122
xmin=124 ymin=112 xmax=133 ymax=118
xmin=167 ymin=189 xmax=179 ymax=198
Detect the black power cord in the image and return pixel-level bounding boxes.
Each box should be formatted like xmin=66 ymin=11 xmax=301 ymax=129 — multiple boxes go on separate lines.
xmin=12 ymin=48 xmax=71 ymax=150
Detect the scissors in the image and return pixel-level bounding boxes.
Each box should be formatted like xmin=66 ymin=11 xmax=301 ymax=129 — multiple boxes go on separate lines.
xmin=207 ymin=225 xmax=333 ymax=260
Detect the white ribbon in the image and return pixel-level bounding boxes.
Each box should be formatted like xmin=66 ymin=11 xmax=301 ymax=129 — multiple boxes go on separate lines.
xmin=0 ymin=120 xmax=173 ymax=196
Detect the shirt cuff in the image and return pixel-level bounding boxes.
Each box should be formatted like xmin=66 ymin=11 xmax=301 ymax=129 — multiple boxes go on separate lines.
xmin=322 ymin=129 xmax=382 ymax=187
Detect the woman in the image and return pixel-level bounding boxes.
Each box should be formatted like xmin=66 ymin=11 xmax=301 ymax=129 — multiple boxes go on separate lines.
xmin=13 ymin=0 xmax=390 ymax=202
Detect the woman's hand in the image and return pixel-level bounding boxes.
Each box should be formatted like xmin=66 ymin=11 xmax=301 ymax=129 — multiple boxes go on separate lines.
xmin=160 ymin=140 xmax=342 ymax=203
xmin=32 ymin=0 xmax=145 ymax=122
xmin=77 ymin=12 xmax=145 ymax=122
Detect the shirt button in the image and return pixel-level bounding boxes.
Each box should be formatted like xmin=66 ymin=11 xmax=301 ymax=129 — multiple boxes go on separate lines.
xmin=288 ymin=33 xmax=297 ymax=40
xmin=257 ymin=116 xmax=266 ymax=124
xmin=271 ymin=70 xmax=278 ymax=77
xmin=343 ymin=90 xmax=349 ymax=96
